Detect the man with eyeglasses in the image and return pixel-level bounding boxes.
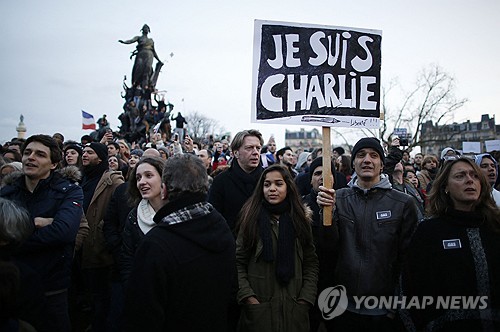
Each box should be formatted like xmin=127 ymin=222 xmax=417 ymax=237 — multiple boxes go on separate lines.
xmin=475 ymin=153 xmax=500 ymax=206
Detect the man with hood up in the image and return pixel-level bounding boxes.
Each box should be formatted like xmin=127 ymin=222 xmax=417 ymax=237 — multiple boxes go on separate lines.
xmin=317 ymin=137 xmax=418 ymax=331
xmin=475 ymin=153 xmax=500 ymax=206
xmin=123 ymin=154 xmax=235 ymax=331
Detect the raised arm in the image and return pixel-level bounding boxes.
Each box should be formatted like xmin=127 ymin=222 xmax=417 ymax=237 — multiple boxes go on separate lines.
xmin=118 ymin=36 xmax=139 ymax=44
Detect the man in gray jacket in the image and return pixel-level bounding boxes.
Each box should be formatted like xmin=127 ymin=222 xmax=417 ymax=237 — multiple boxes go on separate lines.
xmin=317 ymin=137 xmax=418 ymax=331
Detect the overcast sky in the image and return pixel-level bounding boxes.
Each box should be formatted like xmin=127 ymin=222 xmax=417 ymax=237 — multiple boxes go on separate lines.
xmin=1 ymin=0 xmax=499 ymax=148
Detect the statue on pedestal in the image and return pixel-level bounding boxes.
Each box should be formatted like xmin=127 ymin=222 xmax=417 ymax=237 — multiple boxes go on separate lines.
xmin=119 ymin=24 xmax=163 ymax=89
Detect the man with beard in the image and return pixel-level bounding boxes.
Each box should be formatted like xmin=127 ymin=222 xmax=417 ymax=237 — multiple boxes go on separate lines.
xmin=80 ymin=142 xmax=124 ymax=332
xmin=475 ymin=153 xmax=500 ymax=206
xmin=276 ymin=146 xmax=298 ymax=178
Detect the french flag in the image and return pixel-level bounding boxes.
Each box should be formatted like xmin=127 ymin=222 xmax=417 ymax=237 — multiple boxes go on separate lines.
xmin=82 ymin=110 xmax=96 ymax=130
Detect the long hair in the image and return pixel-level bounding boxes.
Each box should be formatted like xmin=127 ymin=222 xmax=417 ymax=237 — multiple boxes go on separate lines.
xmin=236 ymin=164 xmax=312 ymax=251
xmin=427 ymin=158 xmax=500 ymax=231
xmin=338 ymin=154 xmax=352 ymax=177
xmin=127 ymin=157 xmax=166 ymax=207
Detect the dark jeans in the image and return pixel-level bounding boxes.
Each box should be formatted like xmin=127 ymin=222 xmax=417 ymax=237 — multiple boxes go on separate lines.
xmin=83 ymin=267 xmax=112 ymax=332
xmin=324 ymin=310 xmax=404 ymax=332
xmin=45 ymin=290 xmax=71 ymax=332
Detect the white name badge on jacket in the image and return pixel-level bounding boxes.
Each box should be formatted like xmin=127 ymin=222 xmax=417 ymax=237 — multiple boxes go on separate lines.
xmin=442 ymin=239 xmax=462 ymax=249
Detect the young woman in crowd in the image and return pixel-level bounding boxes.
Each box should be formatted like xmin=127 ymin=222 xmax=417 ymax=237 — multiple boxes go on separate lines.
xmin=62 ymin=143 xmax=83 ymax=169
xmin=416 ymin=154 xmax=439 ymax=195
xmin=236 ymin=164 xmax=318 ymax=332
xmin=120 ymin=157 xmax=166 ymax=283
xmin=402 ymin=157 xmax=500 ymax=331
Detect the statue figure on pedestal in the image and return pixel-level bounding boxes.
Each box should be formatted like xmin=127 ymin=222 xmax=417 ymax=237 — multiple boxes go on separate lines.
xmin=119 ymin=24 xmax=163 ymax=88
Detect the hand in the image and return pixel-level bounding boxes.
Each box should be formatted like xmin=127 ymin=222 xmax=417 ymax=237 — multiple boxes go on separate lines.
xmin=317 ymin=186 xmax=336 ymax=208
xmin=34 ymin=217 xmax=54 ymax=228
xmin=100 ymin=132 xmax=113 ymax=144
xmin=183 ymin=135 xmax=194 ymax=152
xmin=245 ymin=296 xmax=260 ymax=305
xmin=391 ymin=137 xmax=401 ymax=147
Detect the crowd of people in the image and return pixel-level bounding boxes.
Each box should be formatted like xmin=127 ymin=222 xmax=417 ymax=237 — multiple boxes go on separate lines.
xmin=0 ymin=129 xmax=499 ymax=332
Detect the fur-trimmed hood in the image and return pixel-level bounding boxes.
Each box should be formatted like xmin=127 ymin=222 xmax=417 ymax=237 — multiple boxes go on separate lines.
xmin=1 ymin=166 xmax=82 ymax=187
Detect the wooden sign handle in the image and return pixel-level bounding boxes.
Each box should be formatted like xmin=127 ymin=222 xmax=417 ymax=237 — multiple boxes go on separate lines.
xmin=322 ymin=126 xmax=332 ymax=226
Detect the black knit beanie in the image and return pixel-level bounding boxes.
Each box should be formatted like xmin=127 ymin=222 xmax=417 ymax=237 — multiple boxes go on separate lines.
xmin=309 ymin=156 xmax=336 ymax=183
xmin=88 ymin=142 xmax=109 ymax=162
xmin=351 ymin=137 xmax=385 ymax=167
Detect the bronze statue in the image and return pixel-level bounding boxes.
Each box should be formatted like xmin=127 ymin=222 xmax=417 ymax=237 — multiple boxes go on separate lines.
xmin=119 ymin=24 xmax=163 ymax=88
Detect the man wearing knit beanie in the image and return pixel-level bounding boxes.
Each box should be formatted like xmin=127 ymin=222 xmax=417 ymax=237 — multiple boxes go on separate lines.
xmin=316 ymin=136 xmax=418 ymax=330
xmin=81 ymin=142 xmax=124 ymax=330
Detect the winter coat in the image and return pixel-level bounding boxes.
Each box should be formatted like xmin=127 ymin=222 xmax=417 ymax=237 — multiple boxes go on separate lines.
xmin=0 ymin=167 xmax=84 ymax=292
xmin=119 ymin=206 xmax=145 ymax=284
xmin=103 ymin=182 xmax=134 ymax=278
xmin=81 ymin=170 xmax=124 ymax=269
xmin=236 ymin=214 xmax=319 ymax=332
xmin=123 ymin=194 xmax=236 ymax=332
xmin=333 ymin=174 xmax=418 ymax=314
xmin=402 ymin=209 xmax=500 ymax=331
xmin=208 ymin=160 xmax=263 ymax=233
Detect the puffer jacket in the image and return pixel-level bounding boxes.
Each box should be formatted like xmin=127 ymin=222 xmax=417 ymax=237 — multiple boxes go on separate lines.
xmin=333 ymin=174 xmax=418 ymax=314
xmin=0 ymin=167 xmax=84 ymax=292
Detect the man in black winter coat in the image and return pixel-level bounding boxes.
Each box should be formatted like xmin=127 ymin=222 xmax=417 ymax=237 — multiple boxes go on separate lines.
xmin=124 ymin=154 xmax=236 ymax=332
xmin=208 ymin=129 xmax=264 ymax=233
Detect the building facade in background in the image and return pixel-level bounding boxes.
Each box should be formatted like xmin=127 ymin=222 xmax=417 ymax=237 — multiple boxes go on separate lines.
xmin=285 ymin=128 xmax=323 ymax=153
xmin=420 ymin=114 xmax=500 ymax=155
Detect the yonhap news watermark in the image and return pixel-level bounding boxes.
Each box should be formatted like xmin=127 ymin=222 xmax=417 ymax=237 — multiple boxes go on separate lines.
xmin=317 ymin=285 xmax=489 ymax=320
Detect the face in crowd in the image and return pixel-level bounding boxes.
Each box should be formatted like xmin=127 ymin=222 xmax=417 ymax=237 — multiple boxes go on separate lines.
xmin=234 ymin=136 xmax=262 ymax=173
xmin=65 ymin=148 xmax=80 ymax=166
xmin=478 ymin=156 xmax=497 ymax=186
xmin=263 ymin=170 xmax=287 ymax=205
xmin=353 ymin=148 xmax=383 ymax=183
xmin=445 ymin=160 xmax=481 ymax=211
xmin=22 ymin=142 xmax=57 ymax=181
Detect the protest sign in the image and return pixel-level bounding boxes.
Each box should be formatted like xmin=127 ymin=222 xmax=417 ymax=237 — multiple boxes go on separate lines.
xmin=485 ymin=140 xmax=500 ymax=152
xmin=251 ymin=20 xmax=382 ymax=129
xmin=462 ymin=141 xmax=481 ymax=153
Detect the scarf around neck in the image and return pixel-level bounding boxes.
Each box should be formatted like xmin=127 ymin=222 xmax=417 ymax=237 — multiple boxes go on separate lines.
xmin=137 ymin=199 xmax=157 ymax=234
xmin=259 ymin=199 xmax=296 ymax=284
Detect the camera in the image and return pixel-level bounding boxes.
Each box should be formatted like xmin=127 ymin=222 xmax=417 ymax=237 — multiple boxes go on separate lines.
xmin=400 ymin=138 xmax=409 ymax=146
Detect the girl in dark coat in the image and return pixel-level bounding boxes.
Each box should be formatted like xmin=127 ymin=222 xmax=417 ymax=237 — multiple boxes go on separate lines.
xmin=236 ymin=164 xmax=319 ymax=332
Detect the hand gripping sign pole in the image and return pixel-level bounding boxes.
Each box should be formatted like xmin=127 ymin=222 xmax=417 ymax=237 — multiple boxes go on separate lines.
xmin=251 ymin=20 xmax=382 ymax=226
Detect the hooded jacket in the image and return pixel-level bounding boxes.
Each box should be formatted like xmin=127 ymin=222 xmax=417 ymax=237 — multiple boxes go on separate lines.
xmin=333 ymin=174 xmax=418 ymax=314
xmin=123 ymin=193 xmax=236 ymax=331
xmin=0 ymin=167 xmax=84 ymax=292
